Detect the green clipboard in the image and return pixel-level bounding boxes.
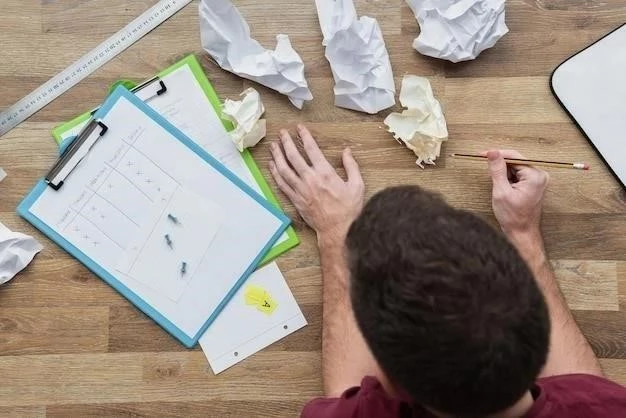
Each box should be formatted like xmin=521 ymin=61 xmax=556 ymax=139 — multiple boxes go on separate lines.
xmin=51 ymin=55 xmax=299 ymax=265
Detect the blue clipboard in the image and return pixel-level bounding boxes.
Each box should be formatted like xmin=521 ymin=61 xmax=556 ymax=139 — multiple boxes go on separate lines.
xmin=17 ymin=86 xmax=291 ymax=348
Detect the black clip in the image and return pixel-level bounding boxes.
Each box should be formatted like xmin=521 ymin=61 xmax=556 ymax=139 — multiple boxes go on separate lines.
xmin=45 ymin=120 xmax=108 ymax=190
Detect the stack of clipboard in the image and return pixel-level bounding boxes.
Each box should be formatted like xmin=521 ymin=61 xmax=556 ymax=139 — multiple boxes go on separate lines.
xmin=17 ymin=55 xmax=300 ymax=348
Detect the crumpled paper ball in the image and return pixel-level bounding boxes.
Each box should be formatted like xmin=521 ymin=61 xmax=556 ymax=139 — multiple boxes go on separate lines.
xmin=222 ymin=88 xmax=267 ymax=152
xmin=384 ymin=75 xmax=448 ymax=168
xmin=406 ymin=0 xmax=509 ymax=63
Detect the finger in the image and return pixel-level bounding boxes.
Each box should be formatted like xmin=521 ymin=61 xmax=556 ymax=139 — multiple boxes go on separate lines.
xmin=487 ymin=150 xmax=512 ymax=191
xmin=342 ymin=147 xmax=363 ymax=187
xmin=483 ymin=149 xmax=528 ymax=177
xmin=495 ymin=149 xmax=548 ymax=183
xmin=280 ymin=129 xmax=310 ymax=175
xmin=270 ymin=141 xmax=303 ymax=190
xmin=515 ymin=165 xmax=549 ymax=187
xmin=297 ymin=124 xmax=331 ymax=169
xmin=498 ymin=149 xmax=527 ymax=160
xmin=507 ymin=165 xmax=518 ymax=183
xmin=269 ymin=161 xmax=298 ymax=201
xmin=480 ymin=149 xmax=526 ymax=168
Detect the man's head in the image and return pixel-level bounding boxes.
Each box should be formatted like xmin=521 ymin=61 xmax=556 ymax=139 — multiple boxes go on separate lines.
xmin=347 ymin=186 xmax=550 ymax=417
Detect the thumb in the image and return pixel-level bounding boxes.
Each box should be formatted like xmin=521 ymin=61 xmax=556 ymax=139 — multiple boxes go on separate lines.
xmin=342 ymin=147 xmax=362 ymax=186
xmin=487 ymin=150 xmax=512 ymax=191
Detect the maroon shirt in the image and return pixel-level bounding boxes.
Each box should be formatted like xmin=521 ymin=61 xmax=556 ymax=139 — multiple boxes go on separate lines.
xmin=302 ymin=374 xmax=626 ymax=417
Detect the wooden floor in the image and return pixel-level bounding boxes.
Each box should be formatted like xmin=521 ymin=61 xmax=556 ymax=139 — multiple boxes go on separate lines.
xmin=1 ymin=0 xmax=625 ymax=416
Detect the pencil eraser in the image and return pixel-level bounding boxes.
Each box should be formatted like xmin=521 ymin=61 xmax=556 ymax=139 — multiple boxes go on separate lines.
xmin=583 ymin=163 xmax=590 ymax=170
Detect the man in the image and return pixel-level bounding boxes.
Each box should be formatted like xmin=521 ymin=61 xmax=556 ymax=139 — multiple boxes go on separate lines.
xmin=268 ymin=124 xmax=626 ymax=417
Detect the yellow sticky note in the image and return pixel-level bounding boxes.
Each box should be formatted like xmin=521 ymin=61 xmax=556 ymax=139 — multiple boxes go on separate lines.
xmin=243 ymin=284 xmax=278 ymax=315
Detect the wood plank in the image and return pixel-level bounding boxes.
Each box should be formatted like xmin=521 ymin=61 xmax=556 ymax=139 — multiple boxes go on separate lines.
xmin=140 ymin=352 xmax=322 ymax=402
xmin=574 ymin=311 xmax=626 ymax=359
xmin=539 ymin=214 xmax=626 ymax=261
xmin=552 ymin=261 xmax=619 ymax=311
xmin=0 ymin=259 xmax=123 ymax=308
xmin=2 ymin=1 xmax=42 ymax=34
xmin=46 ymin=401 xmax=304 ymax=418
xmin=0 ymin=352 xmax=322 ymax=406
xmin=0 ymin=307 xmax=109 ymax=356
xmin=0 ymin=406 xmax=45 ymax=418
xmin=600 ymin=359 xmax=626 ymax=386
xmin=0 ymin=353 xmax=143 ymax=407
xmin=619 ymin=263 xmax=626 ymax=310
xmin=444 ymin=76 xmax=570 ymax=125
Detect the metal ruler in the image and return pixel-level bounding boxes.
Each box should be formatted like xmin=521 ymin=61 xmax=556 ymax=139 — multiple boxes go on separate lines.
xmin=0 ymin=0 xmax=194 ymax=137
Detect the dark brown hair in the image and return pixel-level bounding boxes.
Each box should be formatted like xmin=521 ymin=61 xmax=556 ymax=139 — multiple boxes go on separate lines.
xmin=347 ymin=186 xmax=549 ymax=416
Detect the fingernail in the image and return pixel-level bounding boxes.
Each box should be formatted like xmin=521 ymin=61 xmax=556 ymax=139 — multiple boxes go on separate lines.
xmin=486 ymin=150 xmax=499 ymax=160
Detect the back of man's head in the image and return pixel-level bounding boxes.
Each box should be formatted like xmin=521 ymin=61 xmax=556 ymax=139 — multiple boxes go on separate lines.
xmin=346 ymin=186 xmax=550 ymax=417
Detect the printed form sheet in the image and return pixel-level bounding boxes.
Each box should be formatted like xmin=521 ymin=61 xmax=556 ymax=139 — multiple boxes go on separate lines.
xmin=59 ymin=64 xmax=289 ymax=246
xmin=28 ymin=91 xmax=285 ymax=340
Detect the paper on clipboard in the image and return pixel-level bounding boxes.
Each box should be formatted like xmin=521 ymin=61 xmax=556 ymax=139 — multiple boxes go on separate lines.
xmin=56 ymin=64 xmax=291 ymax=249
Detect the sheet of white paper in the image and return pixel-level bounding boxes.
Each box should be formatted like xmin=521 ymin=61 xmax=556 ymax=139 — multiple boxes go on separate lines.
xmin=200 ymin=262 xmax=307 ymax=374
xmin=315 ymin=0 xmax=395 ymax=114
xmin=406 ymin=0 xmax=508 ymax=63
xmin=117 ymin=188 xmax=224 ymax=302
xmin=0 ymin=168 xmax=6 ymax=183
xmin=0 ymin=222 xmax=43 ymax=285
xmin=199 ymin=0 xmax=313 ymax=109
xmin=30 ymin=94 xmax=285 ymax=338
xmin=58 ymin=65 xmax=290 ymax=248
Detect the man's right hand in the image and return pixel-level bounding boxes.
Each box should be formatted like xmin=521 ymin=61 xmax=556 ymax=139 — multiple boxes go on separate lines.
xmin=487 ymin=151 xmax=605 ymax=378
xmin=486 ymin=150 xmax=549 ymax=247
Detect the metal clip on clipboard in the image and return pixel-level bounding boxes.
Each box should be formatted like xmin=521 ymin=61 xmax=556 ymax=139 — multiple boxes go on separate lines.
xmin=89 ymin=76 xmax=168 ymax=115
xmin=45 ymin=77 xmax=168 ymax=190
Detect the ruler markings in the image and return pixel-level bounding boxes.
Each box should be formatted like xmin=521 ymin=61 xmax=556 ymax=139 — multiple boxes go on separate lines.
xmin=0 ymin=0 xmax=193 ymax=137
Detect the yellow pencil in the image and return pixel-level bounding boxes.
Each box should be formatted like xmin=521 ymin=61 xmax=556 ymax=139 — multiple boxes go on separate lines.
xmin=450 ymin=153 xmax=590 ymax=171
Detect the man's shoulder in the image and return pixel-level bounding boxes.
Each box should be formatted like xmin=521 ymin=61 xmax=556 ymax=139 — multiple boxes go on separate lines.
xmin=537 ymin=373 xmax=626 ymax=395
xmin=527 ymin=374 xmax=626 ymax=418
xmin=300 ymin=377 xmax=429 ymax=418
xmin=301 ymin=374 xmax=626 ymax=418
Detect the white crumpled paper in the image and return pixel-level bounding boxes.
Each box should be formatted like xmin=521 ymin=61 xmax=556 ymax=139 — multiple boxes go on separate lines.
xmin=384 ymin=75 xmax=448 ymax=168
xmin=222 ymin=88 xmax=267 ymax=152
xmin=0 ymin=222 xmax=43 ymax=285
xmin=315 ymin=0 xmax=395 ymax=114
xmin=199 ymin=0 xmax=313 ymax=109
xmin=406 ymin=0 xmax=509 ymax=63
